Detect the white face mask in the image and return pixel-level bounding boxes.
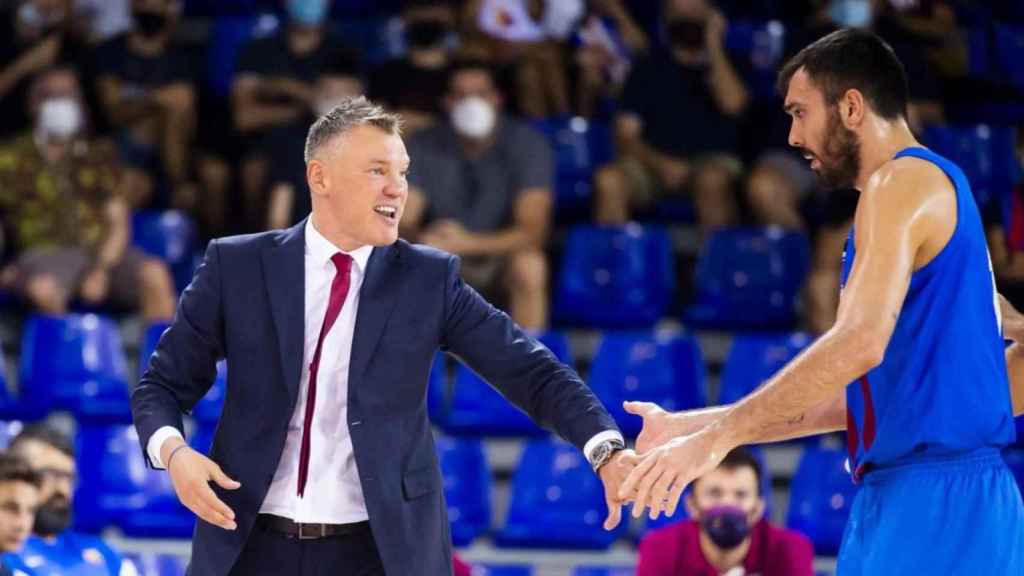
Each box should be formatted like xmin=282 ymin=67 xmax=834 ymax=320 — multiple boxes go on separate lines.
xmin=451 ymin=96 xmax=496 ymax=139
xmin=37 ymin=97 xmax=83 ymax=139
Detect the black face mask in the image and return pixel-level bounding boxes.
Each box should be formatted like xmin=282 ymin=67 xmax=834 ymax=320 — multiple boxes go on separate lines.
xmin=699 ymin=505 xmax=751 ymax=551
xmin=33 ymin=496 xmax=72 ymax=537
xmin=668 ymin=19 xmax=705 ymax=50
xmin=133 ymin=10 xmax=168 ymax=38
xmin=406 ymin=20 xmax=449 ymax=49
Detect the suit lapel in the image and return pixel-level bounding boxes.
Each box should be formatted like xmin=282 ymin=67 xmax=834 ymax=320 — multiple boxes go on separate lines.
xmin=350 ymin=243 xmax=404 ymax=385
xmin=262 ymin=220 xmax=306 ymax=401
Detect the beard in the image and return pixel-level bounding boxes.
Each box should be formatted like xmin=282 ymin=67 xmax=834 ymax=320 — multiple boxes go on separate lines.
xmin=33 ymin=496 xmax=71 ymax=536
xmin=810 ymin=108 xmax=861 ymax=190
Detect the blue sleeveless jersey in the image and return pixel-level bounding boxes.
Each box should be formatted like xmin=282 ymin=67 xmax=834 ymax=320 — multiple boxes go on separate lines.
xmin=840 ymin=146 xmax=1016 ymax=480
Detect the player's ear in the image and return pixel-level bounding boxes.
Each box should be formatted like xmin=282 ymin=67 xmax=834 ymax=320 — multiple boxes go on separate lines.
xmin=840 ymin=88 xmax=866 ymax=129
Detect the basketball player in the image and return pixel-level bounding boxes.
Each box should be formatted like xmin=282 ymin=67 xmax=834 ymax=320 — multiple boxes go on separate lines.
xmin=617 ymin=28 xmax=1024 ymax=574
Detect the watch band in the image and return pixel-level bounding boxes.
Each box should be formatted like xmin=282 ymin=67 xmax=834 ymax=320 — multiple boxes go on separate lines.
xmin=591 ymin=438 xmax=626 ymax=472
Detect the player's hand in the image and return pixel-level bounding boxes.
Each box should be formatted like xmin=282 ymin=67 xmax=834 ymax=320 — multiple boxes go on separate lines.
xmin=1001 ymin=294 xmax=1024 ymax=343
xmin=165 ymin=441 xmax=240 ymax=530
xmin=625 ymin=401 xmax=717 ymax=454
xmin=78 ymin=268 xmax=110 ymax=304
xmin=618 ymin=426 xmax=730 ymax=520
xmin=597 ymin=449 xmax=641 ymax=530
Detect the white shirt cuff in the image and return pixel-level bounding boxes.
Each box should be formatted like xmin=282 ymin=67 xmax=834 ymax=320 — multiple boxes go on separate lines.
xmin=583 ymin=430 xmax=625 ymax=463
xmin=147 ymin=426 xmax=185 ymax=469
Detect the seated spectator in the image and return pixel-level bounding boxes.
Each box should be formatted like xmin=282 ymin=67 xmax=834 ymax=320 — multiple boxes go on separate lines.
xmin=461 ymin=0 xmax=581 ymax=118
xmin=0 ymin=66 xmax=176 ymax=322
xmin=0 ymin=0 xmax=95 ymax=139
xmin=370 ymin=0 xmax=458 ymax=134
xmin=7 ymin=425 xmax=130 ymax=576
xmin=636 ymin=448 xmax=813 ymax=576
xmin=0 ymin=453 xmax=40 ymax=575
xmin=232 ymin=0 xmax=361 ymax=231
xmin=94 ymin=0 xmax=199 ymax=210
xmin=987 ymin=125 xmax=1024 ymax=309
xmin=572 ymin=0 xmax=649 ymax=118
xmin=593 ymin=0 xmax=749 ymax=236
xmin=402 ymin=61 xmax=554 ymax=331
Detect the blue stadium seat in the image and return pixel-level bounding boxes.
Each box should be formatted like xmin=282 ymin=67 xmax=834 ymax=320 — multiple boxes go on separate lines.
xmin=922 ymin=124 xmax=1021 ymax=210
xmin=786 ymin=441 xmax=859 ymax=556
xmin=19 ymin=314 xmax=131 ymax=421
xmin=436 ymin=436 xmax=491 ymax=546
xmin=497 ymin=438 xmax=627 ymax=549
xmin=74 ymin=424 xmax=193 ymax=537
xmin=475 ymin=566 xmax=533 ymax=576
xmin=573 ymin=568 xmax=633 ymax=576
xmin=995 ymin=24 xmax=1024 ymax=90
xmin=440 ymin=332 xmax=570 ymax=436
xmin=531 ymin=117 xmax=613 ymax=216
xmin=0 ymin=421 xmax=22 ymax=449
xmin=720 ymin=332 xmax=814 ymax=404
xmin=132 ymin=210 xmax=199 ymax=294
xmin=155 ymin=553 xmax=188 ymax=576
xmin=190 ymin=421 xmax=216 ymax=455
xmin=588 ymin=331 xmax=706 ymax=437
xmin=686 ymin=228 xmax=810 ymax=330
xmin=139 ymin=322 xmax=226 ymax=425
xmin=725 ymin=20 xmax=787 ymax=98
xmin=554 ymin=225 xmax=675 ymax=328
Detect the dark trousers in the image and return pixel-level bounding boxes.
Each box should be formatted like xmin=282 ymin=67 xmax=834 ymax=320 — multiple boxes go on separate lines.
xmin=228 ymin=518 xmax=385 ymax=576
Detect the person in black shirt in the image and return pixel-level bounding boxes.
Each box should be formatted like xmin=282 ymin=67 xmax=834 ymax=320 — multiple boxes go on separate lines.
xmin=231 ymin=0 xmax=361 ymax=231
xmin=592 ymin=0 xmax=749 ymax=236
xmin=94 ymin=0 xmax=197 ymax=210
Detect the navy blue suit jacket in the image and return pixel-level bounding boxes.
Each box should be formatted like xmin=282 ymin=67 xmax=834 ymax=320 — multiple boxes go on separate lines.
xmin=131 ymin=220 xmax=618 ymax=575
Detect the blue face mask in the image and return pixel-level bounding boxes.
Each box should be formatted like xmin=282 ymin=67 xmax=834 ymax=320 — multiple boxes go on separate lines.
xmin=829 ymin=0 xmax=873 ymax=29
xmin=287 ymin=0 xmax=328 ymax=26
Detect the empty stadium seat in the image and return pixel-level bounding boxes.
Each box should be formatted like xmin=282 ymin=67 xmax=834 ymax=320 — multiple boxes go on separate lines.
xmin=439 ymin=332 xmax=570 ymax=436
xmin=19 ymin=314 xmax=131 ymax=421
xmin=531 ymin=117 xmax=613 ymax=216
xmin=573 ymin=567 xmax=633 ymax=576
xmin=719 ymin=332 xmax=814 ymax=404
xmin=139 ymin=322 xmax=226 ymax=425
xmin=132 ymin=210 xmax=199 ymax=294
xmin=786 ymin=440 xmax=859 ymax=556
xmin=921 ymin=124 xmax=1021 ymax=210
xmin=74 ymin=423 xmax=193 ymax=537
xmin=0 ymin=420 xmax=23 ymax=449
xmin=474 ymin=566 xmax=533 ymax=576
xmin=686 ymin=228 xmax=810 ymax=330
xmin=139 ymin=322 xmax=171 ymax=379
xmin=554 ymin=225 xmax=675 ymax=328
xmin=436 ymin=435 xmax=491 ymax=546
xmin=588 ymin=330 xmax=706 ymax=437
xmin=497 ymin=438 xmax=627 ymax=549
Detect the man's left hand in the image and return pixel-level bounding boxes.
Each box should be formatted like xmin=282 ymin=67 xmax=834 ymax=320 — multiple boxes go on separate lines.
xmin=598 ymin=449 xmax=641 ymax=530
xmin=79 ymin=267 xmax=110 ymax=304
xmin=618 ymin=426 xmax=730 ymax=521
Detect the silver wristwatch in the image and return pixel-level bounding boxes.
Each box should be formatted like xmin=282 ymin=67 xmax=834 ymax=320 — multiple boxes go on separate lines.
xmin=589 ymin=438 xmax=626 ymax=472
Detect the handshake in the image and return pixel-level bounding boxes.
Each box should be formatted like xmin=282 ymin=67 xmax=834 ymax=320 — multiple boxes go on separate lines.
xmin=598 ymin=401 xmax=732 ymax=530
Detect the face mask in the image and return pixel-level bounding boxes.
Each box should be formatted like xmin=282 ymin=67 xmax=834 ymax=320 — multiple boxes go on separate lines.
xmin=829 ymin=0 xmax=873 ymax=29
xmin=668 ymin=19 xmax=705 ymax=50
xmin=37 ymin=97 xmax=83 ymax=139
xmin=287 ymin=0 xmax=329 ymax=27
xmin=33 ymin=496 xmax=72 ymax=537
xmin=451 ymin=96 xmax=496 ymax=139
xmin=133 ymin=10 xmax=169 ymax=37
xmin=699 ymin=505 xmax=751 ymax=551
xmin=406 ymin=20 xmax=449 ymax=49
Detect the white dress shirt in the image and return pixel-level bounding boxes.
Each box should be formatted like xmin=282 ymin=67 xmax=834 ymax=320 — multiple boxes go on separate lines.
xmin=147 ymin=219 xmax=623 ymax=522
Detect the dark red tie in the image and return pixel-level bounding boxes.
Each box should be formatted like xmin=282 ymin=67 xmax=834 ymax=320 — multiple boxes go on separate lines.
xmin=297 ymin=252 xmax=353 ymax=497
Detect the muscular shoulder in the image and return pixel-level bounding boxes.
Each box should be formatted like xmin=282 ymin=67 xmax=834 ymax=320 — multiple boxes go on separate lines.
xmin=862 ymin=155 xmax=952 ymax=211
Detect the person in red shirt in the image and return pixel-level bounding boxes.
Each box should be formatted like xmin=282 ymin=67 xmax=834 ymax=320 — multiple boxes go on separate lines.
xmin=636 ymin=447 xmax=812 ymax=576
xmin=453 ymin=552 xmax=472 ymax=576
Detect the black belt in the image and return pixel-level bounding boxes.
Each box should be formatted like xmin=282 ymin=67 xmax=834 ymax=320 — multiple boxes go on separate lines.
xmin=257 ymin=514 xmax=369 ymax=540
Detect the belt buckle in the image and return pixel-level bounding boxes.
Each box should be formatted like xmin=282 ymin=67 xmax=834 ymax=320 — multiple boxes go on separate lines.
xmin=297 ymin=523 xmax=326 ymax=540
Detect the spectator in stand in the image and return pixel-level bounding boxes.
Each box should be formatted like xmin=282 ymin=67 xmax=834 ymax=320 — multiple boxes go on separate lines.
xmin=592 ymin=0 xmax=749 ymax=236
xmin=94 ymin=0 xmax=200 ymax=211
xmin=370 ymin=0 xmax=458 ymax=135
xmin=572 ymin=0 xmax=649 ymax=118
xmin=636 ymin=448 xmax=814 ymax=576
xmin=0 ymin=67 xmax=176 ymax=322
xmin=0 ymin=453 xmax=40 ymax=576
xmin=401 ymin=61 xmax=554 ymax=331
xmin=232 ymin=0 xmax=361 ymax=231
xmin=6 ymin=425 xmax=132 ymax=576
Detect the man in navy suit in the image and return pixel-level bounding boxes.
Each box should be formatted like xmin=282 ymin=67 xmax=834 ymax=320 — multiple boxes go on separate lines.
xmin=131 ymin=96 xmax=636 ymax=575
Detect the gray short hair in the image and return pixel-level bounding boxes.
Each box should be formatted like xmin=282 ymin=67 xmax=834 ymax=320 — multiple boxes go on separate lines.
xmin=304 ymin=96 xmax=403 ymax=163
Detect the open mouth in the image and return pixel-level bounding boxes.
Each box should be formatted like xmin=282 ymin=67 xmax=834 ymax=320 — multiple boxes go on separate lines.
xmin=373 ymin=205 xmax=397 ymax=220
